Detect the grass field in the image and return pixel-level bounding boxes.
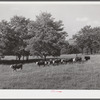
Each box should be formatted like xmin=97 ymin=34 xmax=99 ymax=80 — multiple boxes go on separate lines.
xmin=0 ymin=54 xmax=100 ymax=89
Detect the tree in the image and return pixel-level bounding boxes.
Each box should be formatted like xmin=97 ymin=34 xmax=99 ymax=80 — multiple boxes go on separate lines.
xmin=0 ymin=20 xmax=19 ymax=55
xmin=60 ymin=41 xmax=69 ymax=54
xmin=66 ymin=44 xmax=80 ymax=55
xmin=10 ymin=15 xmax=30 ymax=59
xmin=73 ymin=25 xmax=100 ymax=54
xmin=27 ymin=12 xmax=68 ymax=60
xmin=10 ymin=15 xmax=30 ymax=39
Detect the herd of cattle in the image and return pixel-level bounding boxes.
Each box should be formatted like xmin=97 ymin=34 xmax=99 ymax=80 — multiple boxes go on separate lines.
xmin=36 ymin=56 xmax=90 ymax=67
xmin=10 ymin=56 xmax=90 ymax=71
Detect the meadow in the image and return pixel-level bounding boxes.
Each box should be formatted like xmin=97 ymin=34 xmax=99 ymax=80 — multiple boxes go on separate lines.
xmin=0 ymin=54 xmax=100 ymax=89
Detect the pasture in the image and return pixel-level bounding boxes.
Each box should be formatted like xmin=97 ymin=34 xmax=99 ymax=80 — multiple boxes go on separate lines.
xmin=0 ymin=54 xmax=100 ymax=89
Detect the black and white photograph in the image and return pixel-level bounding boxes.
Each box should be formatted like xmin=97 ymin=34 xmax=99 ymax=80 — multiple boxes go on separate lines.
xmin=0 ymin=1 xmax=100 ymax=93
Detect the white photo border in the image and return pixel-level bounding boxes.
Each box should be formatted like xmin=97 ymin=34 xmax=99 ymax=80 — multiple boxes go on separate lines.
xmin=0 ymin=1 xmax=100 ymax=99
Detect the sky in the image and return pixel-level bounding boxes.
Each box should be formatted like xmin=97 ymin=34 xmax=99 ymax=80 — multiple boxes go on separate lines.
xmin=0 ymin=2 xmax=100 ymax=39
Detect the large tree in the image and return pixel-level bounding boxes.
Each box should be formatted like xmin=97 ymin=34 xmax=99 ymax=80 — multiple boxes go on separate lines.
xmin=0 ymin=20 xmax=19 ymax=55
xmin=27 ymin=12 xmax=68 ymax=60
xmin=73 ymin=25 xmax=100 ymax=54
xmin=10 ymin=15 xmax=30 ymax=60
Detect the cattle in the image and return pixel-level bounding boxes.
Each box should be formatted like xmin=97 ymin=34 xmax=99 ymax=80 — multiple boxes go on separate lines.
xmin=84 ymin=56 xmax=90 ymax=61
xmin=61 ymin=59 xmax=65 ymax=64
xmin=36 ymin=61 xmax=47 ymax=67
xmin=10 ymin=63 xmax=23 ymax=71
xmin=60 ymin=58 xmax=73 ymax=64
xmin=61 ymin=59 xmax=68 ymax=64
xmin=49 ymin=59 xmax=54 ymax=65
xmin=61 ymin=59 xmax=67 ymax=64
xmin=75 ymin=57 xmax=82 ymax=62
xmin=45 ymin=61 xmax=50 ymax=66
xmin=67 ymin=58 xmax=74 ymax=63
xmin=52 ymin=59 xmax=62 ymax=65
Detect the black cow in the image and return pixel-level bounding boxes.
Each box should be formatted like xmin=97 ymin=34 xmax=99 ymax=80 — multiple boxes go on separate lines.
xmin=60 ymin=59 xmax=65 ymax=64
xmin=75 ymin=57 xmax=82 ymax=62
xmin=65 ymin=58 xmax=73 ymax=63
xmin=61 ymin=59 xmax=67 ymax=64
xmin=10 ymin=63 xmax=23 ymax=71
xmin=36 ymin=61 xmax=46 ymax=67
xmin=49 ymin=59 xmax=54 ymax=65
xmin=61 ymin=59 xmax=68 ymax=64
xmin=45 ymin=61 xmax=50 ymax=66
xmin=84 ymin=56 xmax=90 ymax=61
xmin=52 ymin=59 xmax=61 ymax=65
xmin=61 ymin=58 xmax=73 ymax=64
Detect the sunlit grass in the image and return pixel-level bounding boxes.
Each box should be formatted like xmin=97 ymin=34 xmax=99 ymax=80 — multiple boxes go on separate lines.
xmin=0 ymin=54 xmax=99 ymax=89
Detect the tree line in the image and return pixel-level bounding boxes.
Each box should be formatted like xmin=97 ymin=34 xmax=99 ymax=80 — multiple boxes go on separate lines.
xmin=72 ymin=25 xmax=100 ymax=55
xmin=0 ymin=12 xmax=100 ymax=60
xmin=0 ymin=12 xmax=68 ymax=60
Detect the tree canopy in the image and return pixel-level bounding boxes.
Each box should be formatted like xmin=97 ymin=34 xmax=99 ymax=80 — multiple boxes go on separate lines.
xmin=73 ymin=25 xmax=100 ymax=54
xmin=26 ymin=12 xmax=68 ymax=59
xmin=0 ymin=12 xmax=69 ymax=59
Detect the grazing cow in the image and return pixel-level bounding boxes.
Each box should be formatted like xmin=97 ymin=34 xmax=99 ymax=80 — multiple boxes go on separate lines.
xmin=67 ymin=58 xmax=74 ymax=63
xmin=60 ymin=59 xmax=69 ymax=64
xmin=36 ymin=61 xmax=46 ymax=67
xmin=60 ymin=58 xmax=71 ymax=64
xmin=61 ymin=59 xmax=68 ymax=64
xmin=62 ymin=58 xmax=74 ymax=64
xmin=61 ymin=59 xmax=65 ymax=64
xmin=10 ymin=63 xmax=23 ymax=71
xmin=49 ymin=59 xmax=54 ymax=65
xmin=45 ymin=61 xmax=50 ymax=66
xmin=75 ymin=57 xmax=82 ymax=62
xmin=52 ymin=59 xmax=61 ymax=65
xmin=84 ymin=56 xmax=90 ymax=61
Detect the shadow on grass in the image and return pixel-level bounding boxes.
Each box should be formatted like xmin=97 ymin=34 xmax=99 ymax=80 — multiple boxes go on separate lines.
xmin=0 ymin=58 xmax=57 ymax=65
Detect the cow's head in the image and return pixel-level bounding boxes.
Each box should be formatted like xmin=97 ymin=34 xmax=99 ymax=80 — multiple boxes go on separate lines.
xmin=10 ymin=65 xmax=13 ymax=68
xmin=36 ymin=62 xmax=38 ymax=65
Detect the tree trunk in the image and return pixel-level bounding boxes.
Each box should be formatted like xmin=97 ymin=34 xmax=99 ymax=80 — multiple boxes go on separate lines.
xmin=81 ymin=48 xmax=84 ymax=54
xmin=26 ymin=56 xmax=29 ymax=61
xmin=18 ymin=55 xmax=21 ymax=61
xmin=90 ymin=48 xmax=93 ymax=54
xmin=23 ymin=56 xmax=24 ymax=60
xmin=86 ymin=48 xmax=89 ymax=55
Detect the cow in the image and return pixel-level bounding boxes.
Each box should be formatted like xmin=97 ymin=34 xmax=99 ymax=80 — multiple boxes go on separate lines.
xmin=60 ymin=59 xmax=70 ymax=64
xmin=36 ymin=60 xmax=47 ymax=67
xmin=75 ymin=57 xmax=82 ymax=62
xmin=52 ymin=59 xmax=62 ymax=65
xmin=84 ymin=56 xmax=90 ymax=61
xmin=60 ymin=58 xmax=73 ymax=64
xmin=10 ymin=63 xmax=23 ymax=71
xmin=60 ymin=59 xmax=65 ymax=64
xmin=61 ymin=59 xmax=67 ymax=64
xmin=49 ymin=59 xmax=54 ymax=65
xmin=45 ymin=61 xmax=50 ymax=66
xmin=67 ymin=58 xmax=74 ymax=63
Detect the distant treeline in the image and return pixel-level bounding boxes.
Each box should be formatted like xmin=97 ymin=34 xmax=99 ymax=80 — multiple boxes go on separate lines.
xmin=72 ymin=25 xmax=100 ymax=55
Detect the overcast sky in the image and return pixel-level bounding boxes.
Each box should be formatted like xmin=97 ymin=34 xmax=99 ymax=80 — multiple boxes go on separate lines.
xmin=0 ymin=2 xmax=100 ymax=39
